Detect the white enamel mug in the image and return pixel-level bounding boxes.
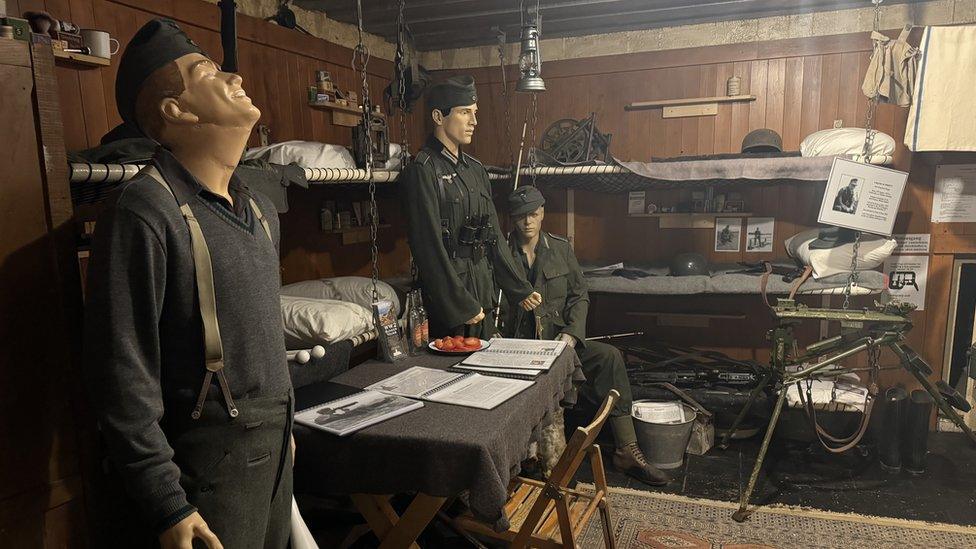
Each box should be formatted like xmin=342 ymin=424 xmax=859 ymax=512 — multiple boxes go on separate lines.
xmin=81 ymin=29 xmax=120 ymax=59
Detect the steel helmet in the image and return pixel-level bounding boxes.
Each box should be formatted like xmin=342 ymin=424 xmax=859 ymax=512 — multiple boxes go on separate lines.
xmin=741 ymin=128 xmax=783 ymax=153
xmin=669 ymin=253 xmax=709 ymax=276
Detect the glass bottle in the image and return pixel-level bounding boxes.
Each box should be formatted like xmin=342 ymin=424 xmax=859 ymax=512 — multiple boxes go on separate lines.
xmin=407 ymin=291 xmax=426 ymax=355
xmin=415 ymin=291 xmax=429 ymax=348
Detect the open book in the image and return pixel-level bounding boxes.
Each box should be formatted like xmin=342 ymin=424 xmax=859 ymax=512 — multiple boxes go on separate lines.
xmin=456 ymin=338 xmax=567 ymax=373
xmin=294 ymin=389 xmax=423 ymax=437
xmin=366 ymin=366 xmax=533 ymax=410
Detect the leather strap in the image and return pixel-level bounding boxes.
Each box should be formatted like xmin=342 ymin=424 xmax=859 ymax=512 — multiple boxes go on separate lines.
xmin=249 ymin=197 xmax=273 ymax=242
xmin=143 ymin=166 xmax=238 ymax=419
xmin=760 ymin=261 xmax=773 ymax=308
xmin=796 ymin=379 xmax=876 ymax=453
xmin=787 ymin=266 xmax=814 ymax=300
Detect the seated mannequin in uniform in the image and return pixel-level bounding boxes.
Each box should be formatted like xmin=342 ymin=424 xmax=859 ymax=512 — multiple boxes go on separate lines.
xmin=505 ymin=186 xmax=669 ymax=486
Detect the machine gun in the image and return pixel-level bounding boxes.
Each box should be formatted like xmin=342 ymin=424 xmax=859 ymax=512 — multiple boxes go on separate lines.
xmin=725 ymin=299 xmax=976 ymax=522
xmin=621 ymin=342 xmax=764 ymax=389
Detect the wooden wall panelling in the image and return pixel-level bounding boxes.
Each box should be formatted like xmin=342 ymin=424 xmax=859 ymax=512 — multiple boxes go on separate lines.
xmin=764 ymin=57 xmax=785 ymax=139
xmin=679 ymin=65 xmax=702 ymax=157
xmin=729 ymin=60 xmax=752 ymax=152
xmin=697 ymin=64 xmax=717 ymax=156
xmin=781 ymin=56 xmax=804 ymax=150
xmin=712 ymin=62 xmax=734 ymax=154
xmin=0 ymin=38 xmax=89 ymax=546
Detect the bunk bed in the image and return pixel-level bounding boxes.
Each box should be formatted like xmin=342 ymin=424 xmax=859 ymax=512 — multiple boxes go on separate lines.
xmin=487 ymin=152 xmax=892 ymax=191
xmin=583 ymin=263 xmax=886 ymax=297
xmin=68 ymin=157 xmax=394 ymax=379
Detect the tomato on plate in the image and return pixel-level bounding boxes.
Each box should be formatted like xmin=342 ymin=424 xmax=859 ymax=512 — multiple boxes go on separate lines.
xmin=442 ymin=339 xmax=456 ymax=350
xmin=463 ymin=337 xmax=481 ymax=348
xmin=452 ymin=335 xmax=464 ymax=344
xmin=433 ymin=339 xmax=444 ymax=350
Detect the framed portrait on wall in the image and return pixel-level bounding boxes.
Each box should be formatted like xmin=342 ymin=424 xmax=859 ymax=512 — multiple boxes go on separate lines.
xmin=817 ymin=158 xmax=908 ymax=237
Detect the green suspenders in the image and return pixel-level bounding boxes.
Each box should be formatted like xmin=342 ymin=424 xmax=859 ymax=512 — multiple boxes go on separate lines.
xmin=143 ymin=166 xmax=272 ymax=420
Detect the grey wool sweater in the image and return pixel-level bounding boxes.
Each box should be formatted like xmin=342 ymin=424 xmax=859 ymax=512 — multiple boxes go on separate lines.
xmin=83 ymin=149 xmax=292 ymax=531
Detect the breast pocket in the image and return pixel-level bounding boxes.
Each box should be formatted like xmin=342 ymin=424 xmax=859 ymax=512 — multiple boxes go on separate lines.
xmin=543 ymin=265 xmax=569 ymax=302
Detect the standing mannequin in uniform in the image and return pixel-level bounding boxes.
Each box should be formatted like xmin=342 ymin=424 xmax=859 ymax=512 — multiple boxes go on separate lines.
xmin=84 ymin=19 xmax=293 ymax=548
xmin=400 ymin=75 xmax=542 ymax=338
xmin=506 ymin=186 xmax=669 ymax=486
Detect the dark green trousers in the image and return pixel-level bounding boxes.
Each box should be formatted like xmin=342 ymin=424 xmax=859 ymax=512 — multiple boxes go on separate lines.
xmin=576 ymin=340 xmax=633 ymax=418
xmin=172 ymin=392 xmax=294 ymax=549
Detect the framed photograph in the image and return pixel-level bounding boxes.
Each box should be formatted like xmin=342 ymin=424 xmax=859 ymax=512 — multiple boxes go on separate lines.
xmin=714 ymin=217 xmax=742 ymax=252
xmin=746 ymin=217 xmax=775 ymax=252
xmin=817 ymin=158 xmax=908 ymax=236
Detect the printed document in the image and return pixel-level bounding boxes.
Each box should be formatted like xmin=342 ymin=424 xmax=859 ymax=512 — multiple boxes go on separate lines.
xmin=367 ymin=366 xmax=534 ymax=410
xmin=461 ymin=338 xmax=567 ymax=371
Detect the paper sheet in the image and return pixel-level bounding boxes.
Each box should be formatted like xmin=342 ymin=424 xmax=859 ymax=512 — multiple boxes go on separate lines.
xmin=424 ymin=374 xmax=533 ymax=410
xmin=932 ymin=164 xmax=976 ymax=222
xmin=883 ymin=255 xmax=928 ymax=311
xmin=366 ymin=367 xmax=463 ymax=398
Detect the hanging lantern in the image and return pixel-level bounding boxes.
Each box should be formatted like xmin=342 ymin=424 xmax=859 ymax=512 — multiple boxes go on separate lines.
xmin=516 ymin=23 xmax=545 ymax=92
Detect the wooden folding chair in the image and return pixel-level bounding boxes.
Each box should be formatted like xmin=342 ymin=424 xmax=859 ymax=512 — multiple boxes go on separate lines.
xmin=454 ymin=390 xmax=619 ymax=548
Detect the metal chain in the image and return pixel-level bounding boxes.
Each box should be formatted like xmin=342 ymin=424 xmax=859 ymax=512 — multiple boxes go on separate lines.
xmin=842 ymin=0 xmax=884 ymax=309
xmin=352 ymin=0 xmax=379 ymax=302
xmin=843 ymin=231 xmax=862 ymax=310
xmin=396 ymin=0 xmax=409 ymax=166
xmin=527 ymin=93 xmax=540 ymax=187
xmin=498 ymin=31 xmax=514 ymax=166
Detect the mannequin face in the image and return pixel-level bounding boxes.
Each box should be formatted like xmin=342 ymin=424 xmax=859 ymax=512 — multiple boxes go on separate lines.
xmin=433 ymin=103 xmax=478 ymax=146
xmin=161 ymin=53 xmax=260 ymax=130
xmin=514 ymin=206 xmax=545 ymax=242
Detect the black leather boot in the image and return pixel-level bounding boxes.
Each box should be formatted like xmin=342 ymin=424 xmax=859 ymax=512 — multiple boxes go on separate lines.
xmin=879 ymin=387 xmax=908 ymax=471
xmin=612 ymin=442 xmax=670 ymax=486
xmin=902 ymin=389 xmax=933 ymax=475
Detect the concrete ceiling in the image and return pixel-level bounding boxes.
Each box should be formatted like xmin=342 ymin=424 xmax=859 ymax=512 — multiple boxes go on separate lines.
xmin=294 ymin=0 xmax=913 ymax=51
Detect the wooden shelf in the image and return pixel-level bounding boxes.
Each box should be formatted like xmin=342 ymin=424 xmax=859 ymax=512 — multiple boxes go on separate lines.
xmin=308 ymin=99 xmax=385 ymax=127
xmin=309 ymin=99 xmax=363 ymax=115
xmin=628 ymin=212 xmax=753 ymax=229
xmin=625 ymin=95 xmax=756 ymax=111
xmin=53 ymin=50 xmax=110 ymax=67
xmin=324 ymin=224 xmax=391 ymax=245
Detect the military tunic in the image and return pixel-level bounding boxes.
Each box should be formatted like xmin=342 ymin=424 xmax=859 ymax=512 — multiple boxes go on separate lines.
xmin=401 ymin=135 xmax=534 ymax=339
xmin=506 ymin=232 xmax=633 ymax=418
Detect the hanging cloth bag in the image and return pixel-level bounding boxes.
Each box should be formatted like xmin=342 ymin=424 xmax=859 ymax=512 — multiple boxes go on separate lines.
xmin=862 ymin=27 xmax=919 ymax=107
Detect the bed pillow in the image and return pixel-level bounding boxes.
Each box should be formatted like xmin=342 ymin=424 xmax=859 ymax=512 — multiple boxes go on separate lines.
xmin=244 ymin=141 xmax=356 ymax=168
xmin=799 ymin=128 xmax=896 ymax=158
xmin=281 ymin=276 xmax=401 ymax=316
xmin=281 ymin=296 xmax=374 ymax=349
xmin=785 ymin=228 xmax=896 ymax=279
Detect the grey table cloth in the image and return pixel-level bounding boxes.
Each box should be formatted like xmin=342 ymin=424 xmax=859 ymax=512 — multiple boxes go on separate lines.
xmin=292 ymin=349 xmax=584 ymax=530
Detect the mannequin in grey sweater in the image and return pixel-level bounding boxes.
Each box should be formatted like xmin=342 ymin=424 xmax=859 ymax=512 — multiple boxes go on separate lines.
xmin=84 ymin=19 xmax=293 ymax=549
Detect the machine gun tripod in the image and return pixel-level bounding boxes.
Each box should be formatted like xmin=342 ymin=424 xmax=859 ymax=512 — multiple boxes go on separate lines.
xmin=722 ymin=299 xmax=976 ymax=522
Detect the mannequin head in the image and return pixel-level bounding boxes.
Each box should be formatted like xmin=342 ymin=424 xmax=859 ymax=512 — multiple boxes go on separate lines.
xmin=508 ymin=186 xmax=547 ymax=243
xmin=133 ymin=52 xmax=260 ymax=149
xmin=513 ymin=206 xmax=545 ymax=243
xmin=432 ymin=103 xmax=478 ymax=148
xmin=425 ymin=75 xmax=479 ymax=154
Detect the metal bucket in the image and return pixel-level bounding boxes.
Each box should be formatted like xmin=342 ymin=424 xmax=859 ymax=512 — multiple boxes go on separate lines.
xmin=632 ymin=400 xmax=697 ymax=470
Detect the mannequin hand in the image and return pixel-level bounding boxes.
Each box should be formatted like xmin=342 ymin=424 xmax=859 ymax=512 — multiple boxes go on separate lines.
xmin=556 ymin=333 xmax=577 ymax=347
xmin=290 ymin=433 xmax=296 ymax=467
xmin=465 ymin=308 xmax=485 ymax=325
xmin=159 ymin=512 xmax=222 ymax=549
xmin=520 ymin=292 xmax=543 ymax=311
